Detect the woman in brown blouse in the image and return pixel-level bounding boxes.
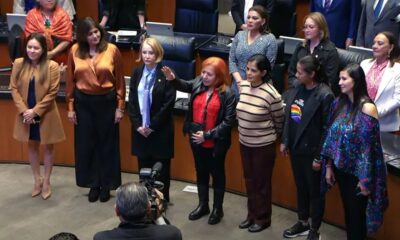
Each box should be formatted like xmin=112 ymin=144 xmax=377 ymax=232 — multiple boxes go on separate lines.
xmin=66 ymin=17 xmax=125 ymax=203
xmin=10 ymin=32 xmax=65 ymax=200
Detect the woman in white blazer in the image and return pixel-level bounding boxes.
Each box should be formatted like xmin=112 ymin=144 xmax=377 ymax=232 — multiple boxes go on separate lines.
xmin=360 ymin=31 xmax=400 ymax=132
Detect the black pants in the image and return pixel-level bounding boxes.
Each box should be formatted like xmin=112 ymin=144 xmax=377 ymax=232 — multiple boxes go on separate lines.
xmin=138 ymin=156 xmax=171 ymax=202
xmin=191 ymin=145 xmax=226 ymax=208
xmin=74 ymin=89 xmax=121 ymax=189
xmin=240 ymin=143 xmax=275 ymax=225
xmin=290 ymin=154 xmax=325 ymax=230
xmin=335 ymin=167 xmax=368 ymax=240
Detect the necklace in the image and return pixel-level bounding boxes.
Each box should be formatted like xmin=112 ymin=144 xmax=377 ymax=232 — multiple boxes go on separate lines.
xmin=42 ymin=13 xmax=52 ymax=29
xmin=371 ymin=60 xmax=388 ymax=86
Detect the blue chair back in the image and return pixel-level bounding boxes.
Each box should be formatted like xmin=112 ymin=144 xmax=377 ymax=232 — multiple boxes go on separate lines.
xmin=174 ymin=0 xmax=219 ymax=35
xmin=152 ymin=35 xmax=196 ymax=80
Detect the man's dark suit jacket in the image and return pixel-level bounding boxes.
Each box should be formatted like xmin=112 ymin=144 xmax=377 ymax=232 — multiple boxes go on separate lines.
xmin=94 ymin=222 xmax=182 ymax=240
xmin=231 ymin=0 xmax=274 ymax=33
xmin=356 ymin=0 xmax=400 ymax=47
xmin=311 ymin=0 xmax=361 ymax=49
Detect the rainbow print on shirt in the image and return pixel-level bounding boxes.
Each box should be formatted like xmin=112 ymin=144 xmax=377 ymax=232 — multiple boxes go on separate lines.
xmin=290 ymin=104 xmax=302 ymax=123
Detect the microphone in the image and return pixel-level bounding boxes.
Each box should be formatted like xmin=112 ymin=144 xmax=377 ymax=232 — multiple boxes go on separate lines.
xmin=151 ymin=162 xmax=163 ymax=178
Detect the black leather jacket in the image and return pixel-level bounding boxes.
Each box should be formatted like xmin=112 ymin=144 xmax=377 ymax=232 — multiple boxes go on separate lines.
xmin=288 ymin=39 xmax=340 ymax=95
xmin=282 ymin=83 xmax=334 ymax=157
xmin=171 ymin=76 xmax=237 ymax=157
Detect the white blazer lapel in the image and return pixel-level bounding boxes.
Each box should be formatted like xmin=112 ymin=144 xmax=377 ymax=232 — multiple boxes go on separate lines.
xmin=375 ymin=65 xmax=395 ymax=101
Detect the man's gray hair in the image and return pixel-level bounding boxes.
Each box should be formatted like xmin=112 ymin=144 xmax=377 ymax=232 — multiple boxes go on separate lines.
xmin=116 ymin=182 xmax=149 ymax=222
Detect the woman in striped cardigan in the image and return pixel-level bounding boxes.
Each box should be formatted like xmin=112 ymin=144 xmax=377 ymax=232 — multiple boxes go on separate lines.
xmin=236 ymin=54 xmax=284 ymax=232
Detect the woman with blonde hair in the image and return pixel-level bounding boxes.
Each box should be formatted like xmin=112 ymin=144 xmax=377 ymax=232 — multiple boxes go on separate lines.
xmin=288 ymin=12 xmax=339 ymax=95
xmin=128 ymin=37 xmax=176 ymax=202
xmin=162 ymin=57 xmax=236 ymax=225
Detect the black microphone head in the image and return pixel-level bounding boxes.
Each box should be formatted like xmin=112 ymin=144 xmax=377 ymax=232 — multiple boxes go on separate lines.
xmin=152 ymin=162 xmax=163 ymax=172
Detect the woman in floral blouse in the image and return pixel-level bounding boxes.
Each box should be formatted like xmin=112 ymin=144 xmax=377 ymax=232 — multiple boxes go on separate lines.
xmin=321 ymin=63 xmax=388 ymax=240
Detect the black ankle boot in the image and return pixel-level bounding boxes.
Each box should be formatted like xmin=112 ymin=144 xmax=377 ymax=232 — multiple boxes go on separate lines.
xmin=99 ymin=187 xmax=110 ymax=202
xmin=208 ymin=207 xmax=224 ymax=225
xmin=88 ymin=187 xmax=100 ymax=202
xmin=188 ymin=203 xmax=210 ymax=220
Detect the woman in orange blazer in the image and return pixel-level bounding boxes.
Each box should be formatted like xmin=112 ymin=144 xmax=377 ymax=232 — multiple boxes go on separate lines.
xmin=10 ymin=32 xmax=65 ymax=200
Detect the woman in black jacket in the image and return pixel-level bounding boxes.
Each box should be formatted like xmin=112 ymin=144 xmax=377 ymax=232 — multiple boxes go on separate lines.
xmin=288 ymin=12 xmax=339 ymax=95
xmin=281 ymin=56 xmax=334 ymax=240
xmin=162 ymin=57 xmax=236 ymax=225
xmin=128 ymin=37 xmax=176 ymax=202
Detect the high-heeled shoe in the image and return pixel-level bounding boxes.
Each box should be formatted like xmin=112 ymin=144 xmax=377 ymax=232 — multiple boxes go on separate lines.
xmin=31 ymin=177 xmax=43 ymax=197
xmin=41 ymin=184 xmax=52 ymax=200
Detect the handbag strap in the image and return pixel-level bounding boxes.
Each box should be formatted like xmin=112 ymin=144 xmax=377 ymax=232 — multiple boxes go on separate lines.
xmin=201 ymin=91 xmax=214 ymax=125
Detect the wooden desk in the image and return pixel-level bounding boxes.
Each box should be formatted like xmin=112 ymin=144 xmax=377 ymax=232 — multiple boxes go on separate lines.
xmin=0 ymin=93 xmax=399 ymax=239
xmin=0 ymin=0 xmax=176 ymax=23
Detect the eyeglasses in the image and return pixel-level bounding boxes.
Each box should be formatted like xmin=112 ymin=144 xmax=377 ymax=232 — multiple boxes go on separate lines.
xmin=303 ymin=24 xmax=317 ymax=30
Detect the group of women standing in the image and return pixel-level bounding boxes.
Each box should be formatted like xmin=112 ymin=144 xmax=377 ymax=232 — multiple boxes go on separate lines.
xmin=8 ymin=2 xmax=394 ymax=239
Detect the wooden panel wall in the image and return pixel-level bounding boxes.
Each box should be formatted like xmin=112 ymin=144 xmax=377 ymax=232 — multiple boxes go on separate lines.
xmin=0 ymin=0 xmax=12 ymax=14
xmin=75 ymin=0 xmax=98 ymax=21
xmin=1 ymin=0 xmax=176 ymax=24
xmin=295 ymin=0 xmax=310 ymax=37
xmin=146 ymin=0 xmax=176 ymax=24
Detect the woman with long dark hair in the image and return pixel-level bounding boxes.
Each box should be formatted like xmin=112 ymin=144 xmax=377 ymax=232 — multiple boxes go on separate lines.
xmin=66 ymin=17 xmax=125 ymax=202
xmin=322 ymin=64 xmax=388 ymax=239
xmin=281 ymin=55 xmax=334 ymax=239
xmin=236 ymin=54 xmax=284 ymax=232
xmin=162 ymin=57 xmax=236 ymax=225
xmin=10 ymin=32 xmax=65 ymax=200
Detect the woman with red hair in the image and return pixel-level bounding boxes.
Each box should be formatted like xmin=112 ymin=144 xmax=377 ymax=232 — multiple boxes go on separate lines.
xmin=162 ymin=57 xmax=236 ymax=225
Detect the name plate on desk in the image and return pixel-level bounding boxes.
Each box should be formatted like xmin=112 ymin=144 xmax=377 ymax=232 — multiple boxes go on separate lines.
xmin=109 ymin=30 xmax=138 ymax=42
xmin=280 ymin=36 xmax=304 ymax=55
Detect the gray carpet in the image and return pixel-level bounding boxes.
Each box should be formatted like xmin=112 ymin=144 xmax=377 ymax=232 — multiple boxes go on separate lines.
xmin=0 ymin=164 xmax=346 ymax=240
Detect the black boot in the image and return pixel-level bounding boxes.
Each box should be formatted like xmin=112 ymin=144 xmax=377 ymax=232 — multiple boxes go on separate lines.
xmin=188 ymin=185 xmax=210 ymax=220
xmin=88 ymin=187 xmax=100 ymax=202
xmin=208 ymin=207 xmax=224 ymax=225
xmin=99 ymin=187 xmax=110 ymax=202
xmin=208 ymin=189 xmax=225 ymax=224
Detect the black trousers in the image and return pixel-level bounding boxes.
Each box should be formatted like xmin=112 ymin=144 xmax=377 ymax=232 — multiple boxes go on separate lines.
xmin=290 ymin=154 xmax=325 ymax=230
xmin=191 ymin=144 xmax=226 ymax=208
xmin=138 ymin=156 xmax=171 ymax=202
xmin=335 ymin=167 xmax=368 ymax=240
xmin=240 ymin=143 xmax=276 ymax=225
xmin=74 ymin=89 xmax=121 ymax=189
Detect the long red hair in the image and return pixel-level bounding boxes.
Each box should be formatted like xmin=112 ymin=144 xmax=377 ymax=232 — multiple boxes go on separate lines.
xmin=201 ymin=57 xmax=230 ymax=92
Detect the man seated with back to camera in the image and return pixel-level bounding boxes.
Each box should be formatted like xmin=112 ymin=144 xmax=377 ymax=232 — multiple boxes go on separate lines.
xmin=93 ymin=182 xmax=182 ymax=240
